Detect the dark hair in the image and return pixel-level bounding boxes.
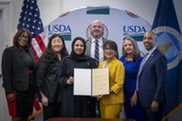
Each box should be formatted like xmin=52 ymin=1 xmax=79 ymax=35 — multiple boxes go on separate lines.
xmin=69 ymin=37 xmax=92 ymax=61
xmin=40 ymin=34 xmax=68 ymax=64
xmin=122 ymin=37 xmax=140 ymax=62
xmin=14 ymin=28 xmax=32 ymax=48
xmin=103 ymin=40 xmax=119 ymax=59
xmin=71 ymin=37 xmax=86 ymax=56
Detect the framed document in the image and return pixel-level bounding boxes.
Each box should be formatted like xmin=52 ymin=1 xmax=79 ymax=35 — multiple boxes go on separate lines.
xmin=74 ymin=68 xmax=109 ymax=96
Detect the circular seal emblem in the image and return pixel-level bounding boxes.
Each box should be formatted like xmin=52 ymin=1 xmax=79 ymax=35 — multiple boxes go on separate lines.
xmin=125 ymin=10 xmax=139 ymax=18
xmin=86 ymin=24 xmax=108 ymax=39
xmin=153 ymin=26 xmax=182 ymax=69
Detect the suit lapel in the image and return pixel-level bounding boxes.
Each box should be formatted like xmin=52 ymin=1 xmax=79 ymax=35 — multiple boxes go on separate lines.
xmin=107 ymin=57 xmax=116 ymax=70
xmin=108 ymin=61 xmax=113 ymax=70
xmin=141 ymin=49 xmax=157 ymax=72
xmin=28 ymin=49 xmax=36 ymax=66
xmin=15 ymin=46 xmax=31 ymax=66
xmin=87 ymin=38 xmax=92 ymax=56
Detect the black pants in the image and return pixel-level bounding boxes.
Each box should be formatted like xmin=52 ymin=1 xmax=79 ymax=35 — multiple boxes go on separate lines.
xmin=43 ymin=102 xmax=61 ymax=121
xmin=12 ymin=116 xmax=28 ymax=121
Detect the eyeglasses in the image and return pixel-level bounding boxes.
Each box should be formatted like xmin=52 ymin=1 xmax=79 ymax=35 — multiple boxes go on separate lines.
xmin=19 ymin=35 xmax=28 ymax=39
xmin=104 ymin=48 xmax=115 ymax=51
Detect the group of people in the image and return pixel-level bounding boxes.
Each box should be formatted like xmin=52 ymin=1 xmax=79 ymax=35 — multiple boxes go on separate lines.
xmin=1 ymin=20 xmax=167 ymax=121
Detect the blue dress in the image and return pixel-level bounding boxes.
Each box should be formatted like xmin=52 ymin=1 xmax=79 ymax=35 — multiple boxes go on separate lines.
xmin=120 ymin=56 xmax=145 ymax=121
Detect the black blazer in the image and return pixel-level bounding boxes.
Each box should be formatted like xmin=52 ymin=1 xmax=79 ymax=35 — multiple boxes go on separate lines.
xmin=2 ymin=46 xmax=36 ymax=94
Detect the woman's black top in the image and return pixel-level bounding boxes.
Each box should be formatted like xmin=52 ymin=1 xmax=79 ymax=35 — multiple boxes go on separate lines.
xmin=37 ymin=58 xmax=62 ymax=103
xmin=21 ymin=49 xmax=35 ymax=84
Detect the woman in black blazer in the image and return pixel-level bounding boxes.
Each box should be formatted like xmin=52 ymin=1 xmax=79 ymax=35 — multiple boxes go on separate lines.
xmin=2 ymin=28 xmax=37 ymax=121
xmin=37 ymin=34 xmax=68 ymax=121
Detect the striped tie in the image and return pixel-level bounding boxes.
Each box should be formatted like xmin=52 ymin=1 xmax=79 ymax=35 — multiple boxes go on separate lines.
xmin=95 ymin=40 xmax=99 ymax=65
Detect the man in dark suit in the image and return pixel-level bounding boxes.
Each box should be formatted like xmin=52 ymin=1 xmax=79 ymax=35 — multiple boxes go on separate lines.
xmin=85 ymin=20 xmax=111 ymax=65
xmin=131 ymin=31 xmax=167 ymax=121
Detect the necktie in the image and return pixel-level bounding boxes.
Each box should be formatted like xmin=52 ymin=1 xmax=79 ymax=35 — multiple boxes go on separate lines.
xmin=139 ymin=53 xmax=149 ymax=74
xmin=136 ymin=53 xmax=149 ymax=90
xmin=95 ymin=40 xmax=99 ymax=65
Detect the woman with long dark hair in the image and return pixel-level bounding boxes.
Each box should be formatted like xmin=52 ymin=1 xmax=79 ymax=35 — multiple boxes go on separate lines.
xmin=37 ymin=34 xmax=68 ymax=121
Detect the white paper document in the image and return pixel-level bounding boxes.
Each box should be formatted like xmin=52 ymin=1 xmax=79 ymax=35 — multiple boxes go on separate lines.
xmin=74 ymin=68 xmax=109 ymax=96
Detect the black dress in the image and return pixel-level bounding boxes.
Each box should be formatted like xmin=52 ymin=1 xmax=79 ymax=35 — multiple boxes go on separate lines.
xmin=59 ymin=56 xmax=97 ymax=117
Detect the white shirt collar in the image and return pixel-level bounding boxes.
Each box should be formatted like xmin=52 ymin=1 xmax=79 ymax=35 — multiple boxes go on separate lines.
xmin=91 ymin=37 xmax=102 ymax=43
xmin=146 ymin=46 xmax=156 ymax=55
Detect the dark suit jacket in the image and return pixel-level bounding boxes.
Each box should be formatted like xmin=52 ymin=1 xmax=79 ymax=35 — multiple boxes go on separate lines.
xmin=138 ymin=49 xmax=167 ymax=107
xmin=2 ymin=46 xmax=36 ymax=94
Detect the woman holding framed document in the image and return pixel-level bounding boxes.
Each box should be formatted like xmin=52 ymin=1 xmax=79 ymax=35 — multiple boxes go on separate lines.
xmin=98 ymin=40 xmax=125 ymax=119
xmin=59 ymin=37 xmax=97 ymax=117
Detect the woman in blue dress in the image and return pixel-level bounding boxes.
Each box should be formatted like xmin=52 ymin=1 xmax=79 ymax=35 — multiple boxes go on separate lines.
xmin=120 ymin=37 xmax=145 ymax=121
